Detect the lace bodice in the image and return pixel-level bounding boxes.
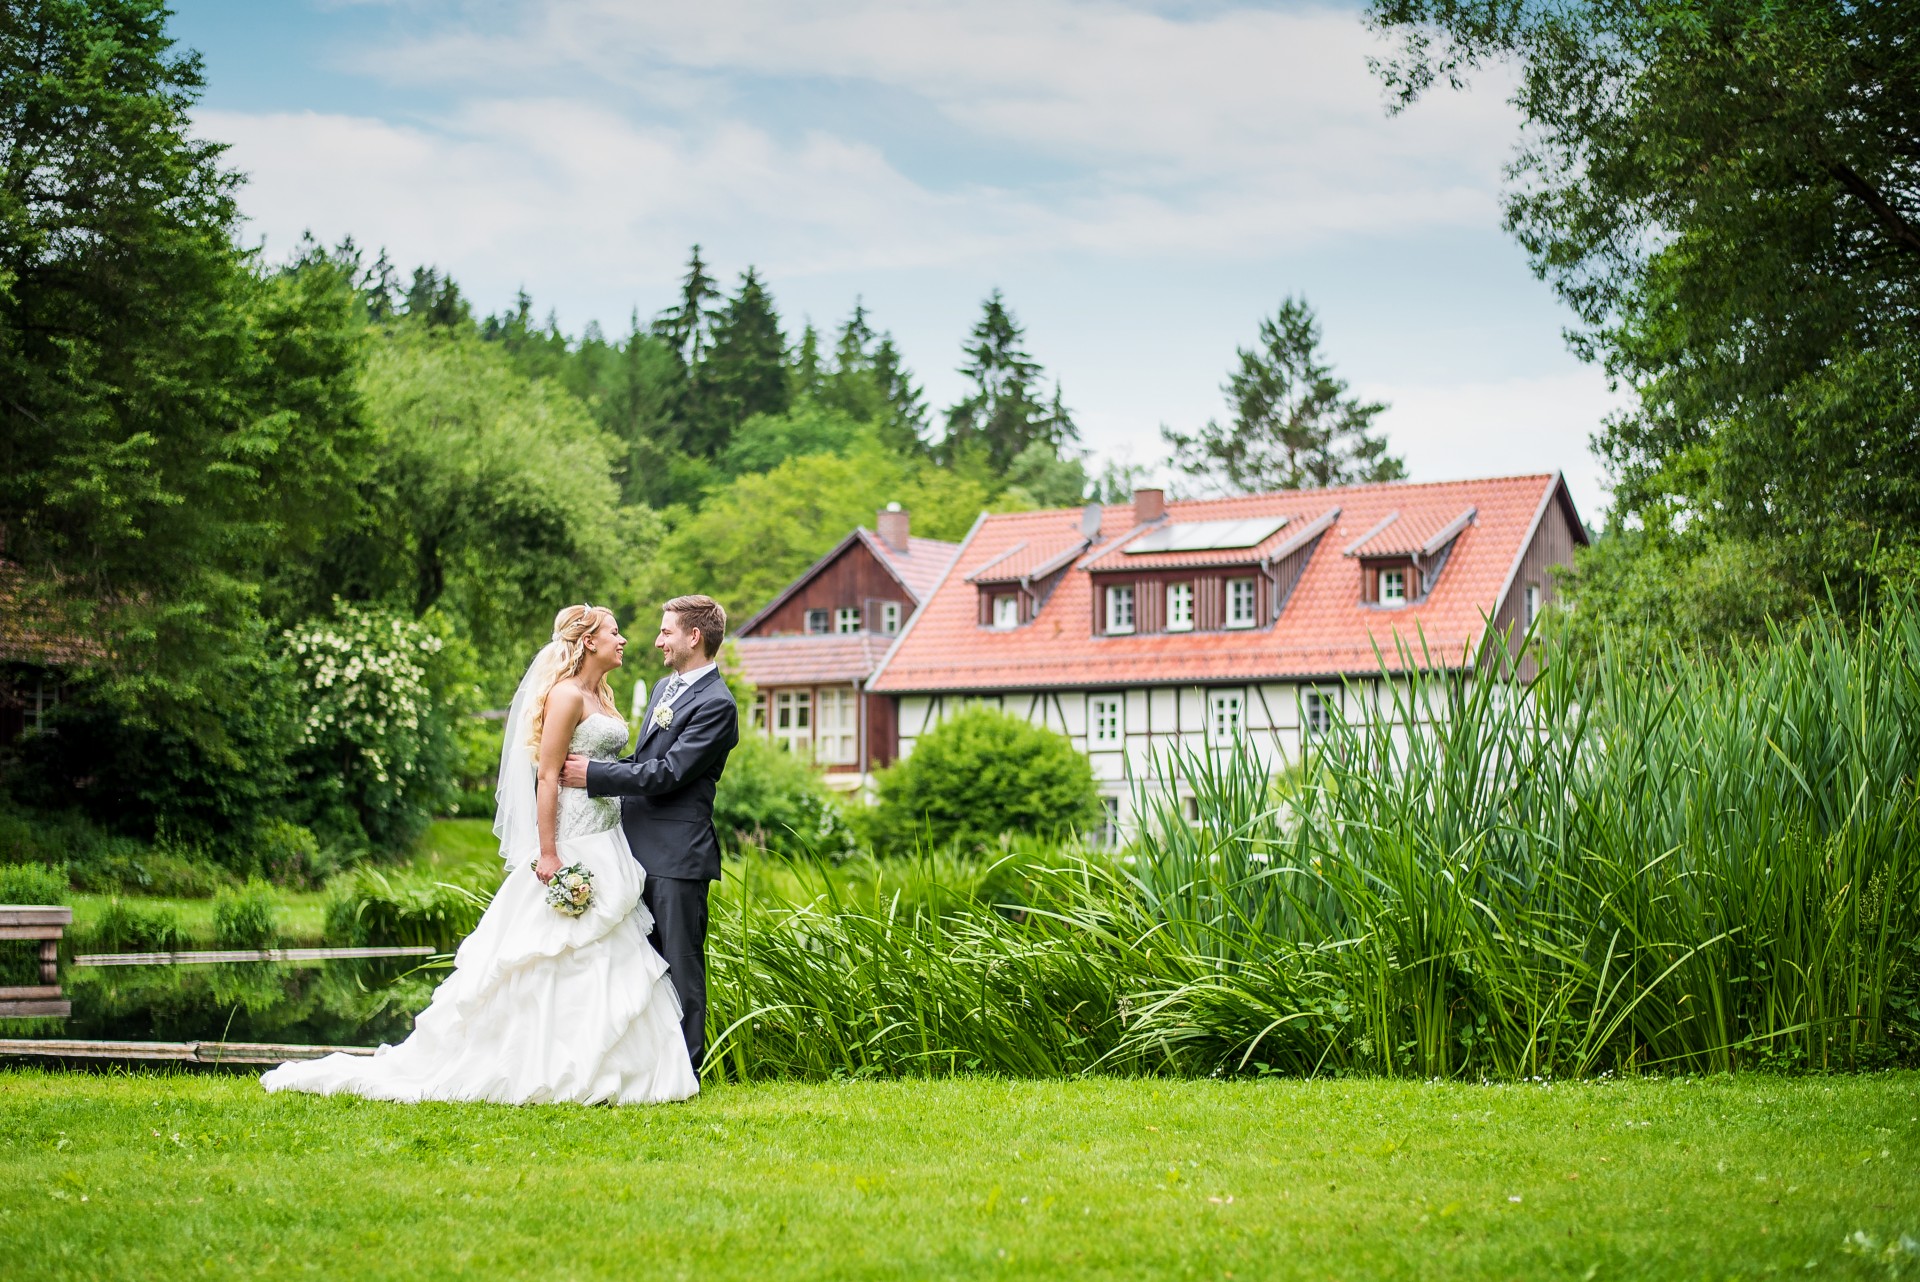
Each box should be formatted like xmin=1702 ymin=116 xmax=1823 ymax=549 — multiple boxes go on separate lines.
xmin=558 ymin=712 xmax=628 ymax=839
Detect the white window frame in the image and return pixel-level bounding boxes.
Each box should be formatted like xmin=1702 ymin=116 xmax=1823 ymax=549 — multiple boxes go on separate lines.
xmin=880 ymin=601 xmax=903 ymax=634
xmin=815 ymin=687 xmax=857 ymax=764
xmin=1105 ymin=585 xmax=1135 ymax=634
xmin=772 ymin=689 xmax=813 ymax=753
xmin=1379 ymin=568 xmax=1407 ymax=607
xmin=1165 ymin=582 xmax=1193 ymax=632
xmin=1090 ymin=696 xmax=1123 ymax=745
xmin=1209 ymin=690 xmax=1243 ymax=744
xmin=835 ymin=606 xmax=861 ymax=634
xmin=992 ymin=594 xmax=1020 ymax=630
xmin=1524 ymin=584 xmax=1541 ymax=626
xmin=1302 ymin=688 xmax=1332 ymax=740
xmin=1225 ymin=578 xmax=1257 ymax=629
xmin=804 ymin=609 xmax=829 ymax=635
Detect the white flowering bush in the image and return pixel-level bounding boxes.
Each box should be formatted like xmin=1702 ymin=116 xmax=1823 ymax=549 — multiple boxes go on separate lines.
xmin=281 ymin=602 xmax=459 ymax=854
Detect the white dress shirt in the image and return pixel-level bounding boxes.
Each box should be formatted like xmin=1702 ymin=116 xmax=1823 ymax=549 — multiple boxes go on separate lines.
xmin=656 ymin=662 xmax=717 ymax=712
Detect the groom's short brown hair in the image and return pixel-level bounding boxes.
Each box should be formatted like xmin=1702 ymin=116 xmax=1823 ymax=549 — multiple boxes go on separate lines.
xmin=665 ymin=594 xmax=726 ymax=658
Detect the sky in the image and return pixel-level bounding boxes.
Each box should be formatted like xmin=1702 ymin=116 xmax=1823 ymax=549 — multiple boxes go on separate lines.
xmin=170 ymin=0 xmax=1621 ymax=522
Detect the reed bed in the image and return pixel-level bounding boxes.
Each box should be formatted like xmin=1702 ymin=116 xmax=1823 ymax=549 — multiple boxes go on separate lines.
xmin=706 ymin=606 xmax=1920 ymax=1081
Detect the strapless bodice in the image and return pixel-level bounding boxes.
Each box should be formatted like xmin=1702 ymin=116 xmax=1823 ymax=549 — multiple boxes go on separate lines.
xmin=559 ymin=712 xmax=628 ymax=839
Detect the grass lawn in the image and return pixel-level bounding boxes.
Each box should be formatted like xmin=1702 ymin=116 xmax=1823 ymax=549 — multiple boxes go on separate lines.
xmin=2 ymin=1071 xmax=1915 ymax=1280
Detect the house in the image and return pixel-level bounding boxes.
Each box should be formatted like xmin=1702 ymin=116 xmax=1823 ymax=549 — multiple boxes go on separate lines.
xmin=0 ymin=559 xmax=98 ymax=747
xmin=867 ymin=473 xmax=1587 ymax=832
xmin=732 ymin=505 xmax=961 ymax=791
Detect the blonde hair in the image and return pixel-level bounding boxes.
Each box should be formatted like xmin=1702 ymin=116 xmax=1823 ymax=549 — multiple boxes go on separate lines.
xmin=526 ymin=604 xmax=618 ymax=750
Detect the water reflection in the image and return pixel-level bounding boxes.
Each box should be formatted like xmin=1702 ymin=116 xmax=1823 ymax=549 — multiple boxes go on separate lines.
xmin=54 ymin=955 xmax=442 ymax=1045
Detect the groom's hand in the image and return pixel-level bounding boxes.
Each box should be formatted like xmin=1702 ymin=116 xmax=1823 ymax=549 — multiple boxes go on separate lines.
xmin=560 ymin=755 xmax=590 ymax=789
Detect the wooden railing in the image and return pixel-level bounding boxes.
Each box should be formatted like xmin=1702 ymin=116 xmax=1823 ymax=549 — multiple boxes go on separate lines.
xmin=0 ymin=905 xmax=72 ymax=1018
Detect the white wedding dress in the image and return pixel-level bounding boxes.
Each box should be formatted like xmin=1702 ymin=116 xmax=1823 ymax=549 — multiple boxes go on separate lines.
xmin=262 ymin=712 xmax=698 ymax=1106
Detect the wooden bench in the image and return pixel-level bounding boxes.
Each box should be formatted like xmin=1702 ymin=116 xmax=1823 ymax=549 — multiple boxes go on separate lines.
xmin=0 ymin=905 xmax=72 ymax=1018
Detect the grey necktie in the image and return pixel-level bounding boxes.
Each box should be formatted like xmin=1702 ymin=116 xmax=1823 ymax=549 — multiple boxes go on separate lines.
xmin=656 ymin=674 xmax=683 ymax=709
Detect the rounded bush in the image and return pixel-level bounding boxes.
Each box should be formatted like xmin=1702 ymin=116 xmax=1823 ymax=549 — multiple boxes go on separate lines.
xmin=872 ymin=706 xmax=1101 ymax=852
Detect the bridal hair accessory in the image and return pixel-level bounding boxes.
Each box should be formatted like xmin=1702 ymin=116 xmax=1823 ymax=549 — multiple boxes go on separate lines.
xmin=533 ymin=860 xmax=595 ymax=917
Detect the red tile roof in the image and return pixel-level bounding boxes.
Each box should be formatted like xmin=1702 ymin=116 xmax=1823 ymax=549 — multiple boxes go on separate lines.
xmin=1084 ymin=505 xmax=1339 ymax=572
xmin=967 ymin=535 xmax=1089 ymax=585
xmin=870 ymin=474 xmax=1584 ymax=693
xmin=1343 ymin=505 xmax=1477 ymax=558
xmin=734 ymin=634 xmax=896 ymax=687
xmin=871 ymin=533 xmax=962 ymax=601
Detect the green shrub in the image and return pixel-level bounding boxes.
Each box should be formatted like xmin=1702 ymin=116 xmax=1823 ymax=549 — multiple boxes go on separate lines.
xmin=80 ymin=900 xmax=190 ymax=954
xmin=870 ymin=706 xmax=1101 ymax=853
xmin=714 ymin=733 xmax=857 ymax=858
xmin=252 ymin=819 xmax=343 ymax=889
xmin=212 ymin=881 xmax=280 ymax=950
xmin=0 ymin=861 xmax=67 ymax=905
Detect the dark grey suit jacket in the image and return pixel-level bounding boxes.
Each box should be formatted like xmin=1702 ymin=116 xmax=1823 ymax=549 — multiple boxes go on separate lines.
xmin=584 ymin=668 xmax=738 ymax=882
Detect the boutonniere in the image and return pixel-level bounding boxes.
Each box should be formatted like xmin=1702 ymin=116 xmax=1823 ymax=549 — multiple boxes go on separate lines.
xmin=652 ymin=704 xmax=675 ymax=731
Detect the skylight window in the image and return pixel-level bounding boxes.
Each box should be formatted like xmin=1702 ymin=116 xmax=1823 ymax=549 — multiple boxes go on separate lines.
xmin=1122 ymin=516 xmax=1288 ymax=555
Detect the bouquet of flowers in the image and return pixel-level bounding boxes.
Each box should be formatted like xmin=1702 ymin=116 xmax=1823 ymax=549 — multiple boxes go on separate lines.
xmin=533 ymin=861 xmax=595 ymax=917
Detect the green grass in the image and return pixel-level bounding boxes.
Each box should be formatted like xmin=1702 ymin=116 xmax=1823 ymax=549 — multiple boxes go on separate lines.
xmin=2 ymin=1071 xmax=1915 ymax=1280
xmin=404 ymin=818 xmax=502 ymax=884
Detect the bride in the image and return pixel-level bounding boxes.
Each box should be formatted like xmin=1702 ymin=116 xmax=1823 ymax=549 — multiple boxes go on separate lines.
xmin=262 ymin=604 xmax=699 ymax=1106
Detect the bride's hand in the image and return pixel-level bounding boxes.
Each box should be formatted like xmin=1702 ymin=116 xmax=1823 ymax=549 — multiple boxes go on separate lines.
xmin=535 ymin=850 xmax=561 ymax=883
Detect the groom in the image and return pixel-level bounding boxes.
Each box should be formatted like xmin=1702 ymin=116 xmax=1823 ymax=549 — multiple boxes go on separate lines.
xmin=561 ymin=594 xmax=738 ymax=1071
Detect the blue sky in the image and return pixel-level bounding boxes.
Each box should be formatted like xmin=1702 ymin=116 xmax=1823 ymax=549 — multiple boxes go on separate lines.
xmin=171 ymin=0 xmax=1619 ymax=520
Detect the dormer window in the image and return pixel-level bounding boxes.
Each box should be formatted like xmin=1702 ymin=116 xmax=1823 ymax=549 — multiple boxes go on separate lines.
xmin=1225 ymin=578 xmax=1257 ymax=629
xmin=1106 ymin=585 xmax=1135 ymax=634
xmin=1166 ymin=583 xmax=1193 ymax=632
xmin=805 ymin=609 xmax=830 ymax=634
xmin=992 ymin=595 xmax=1020 ymax=629
xmin=1379 ymin=568 xmax=1406 ymax=607
xmin=836 ymin=607 xmax=861 ymax=634
xmin=881 ymin=602 xmax=902 ymax=634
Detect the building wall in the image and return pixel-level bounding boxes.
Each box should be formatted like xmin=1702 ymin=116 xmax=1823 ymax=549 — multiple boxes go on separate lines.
xmin=1492 ymin=488 xmax=1584 ymax=673
xmin=749 ymin=540 xmax=913 ymax=637
xmin=893 ymin=678 xmax=1393 ymax=832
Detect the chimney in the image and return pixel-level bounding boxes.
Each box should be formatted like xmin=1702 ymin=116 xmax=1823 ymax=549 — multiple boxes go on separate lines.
xmin=877 ymin=502 xmax=911 ymax=553
xmin=1133 ymin=488 xmax=1166 ymax=526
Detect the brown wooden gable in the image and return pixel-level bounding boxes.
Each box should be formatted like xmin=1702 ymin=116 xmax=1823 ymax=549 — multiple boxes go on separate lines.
xmin=741 ymin=534 xmax=918 ymax=638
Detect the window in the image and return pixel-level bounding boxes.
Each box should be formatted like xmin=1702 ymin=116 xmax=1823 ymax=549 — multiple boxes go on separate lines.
xmin=881 ymin=601 xmax=903 ymax=634
xmin=1210 ymin=691 xmax=1243 ymax=743
xmin=816 ymin=688 xmax=857 ymax=764
xmin=836 ymin=607 xmax=861 ymax=634
xmin=804 ymin=609 xmax=829 ymax=635
xmin=1090 ymin=696 xmax=1123 ymax=744
xmin=993 ymin=594 xmax=1020 ymax=629
xmin=1166 ymin=582 xmax=1193 ymax=632
xmin=751 ymin=692 xmax=768 ymax=731
xmin=1524 ymin=584 xmax=1541 ymax=626
xmin=1226 ymin=578 xmax=1257 ymax=628
xmin=1379 ymin=568 xmax=1406 ymax=607
xmin=772 ymin=690 xmax=812 ymax=753
xmin=1302 ymin=689 xmax=1332 ymax=739
xmin=1096 ymin=796 xmax=1121 ymax=849
xmin=1105 ymin=585 xmax=1135 ymax=634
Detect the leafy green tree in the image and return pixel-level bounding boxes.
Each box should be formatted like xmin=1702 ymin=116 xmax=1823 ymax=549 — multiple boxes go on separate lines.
xmin=720 ymin=403 xmax=874 ymax=478
xmin=872 ymin=706 xmax=1102 ymax=852
xmin=942 ymin=290 xmax=1077 ymax=473
xmin=1163 ymin=298 xmax=1403 ymax=494
xmin=663 ymin=448 xmax=991 ymax=614
xmin=1366 ymin=0 xmax=1920 ymax=623
xmin=1001 ymin=440 xmax=1092 ymax=508
xmin=402 ymin=267 xmax=471 ymax=330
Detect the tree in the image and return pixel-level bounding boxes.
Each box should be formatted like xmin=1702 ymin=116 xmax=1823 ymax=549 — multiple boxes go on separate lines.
xmin=817 ymin=301 xmax=930 ymax=456
xmin=651 ymin=244 xmax=719 ymax=369
xmin=686 ymin=266 xmax=789 ymax=458
xmin=871 ymin=706 xmax=1102 ymax=852
xmin=1163 ymin=298 xmax=1403 ymax=494
xmin=0 ymin=2 xmax=371 ymax=724
xmin=942 ymin=290 xmax=1076 ymax=473
xmin=1366 ymin=0 xmax=1920 ymax=622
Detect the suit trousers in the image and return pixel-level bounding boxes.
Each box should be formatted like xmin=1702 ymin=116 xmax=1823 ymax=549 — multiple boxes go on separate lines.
xmin=642 ymin=874 xmax=709 ymax=1071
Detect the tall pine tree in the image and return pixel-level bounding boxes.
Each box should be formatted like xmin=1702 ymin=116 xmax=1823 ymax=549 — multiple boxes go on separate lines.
xmin=1163 ymin=297 xmax=1403 ymax=494
xmin=942 ymin=291 xmax=1075 ymax=472
xmin=686 ymin=267 xmax=789 ymax=458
